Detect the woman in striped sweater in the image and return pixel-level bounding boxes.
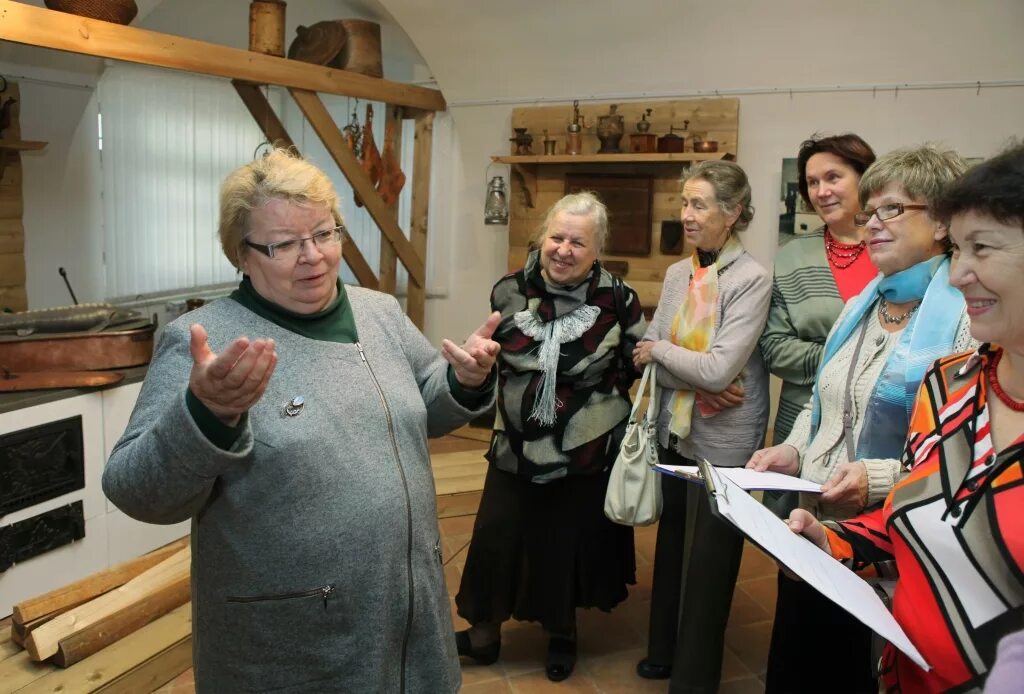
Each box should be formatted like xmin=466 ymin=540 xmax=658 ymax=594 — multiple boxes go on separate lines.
xmin=760 ymin=134 xmax=877 ymax=454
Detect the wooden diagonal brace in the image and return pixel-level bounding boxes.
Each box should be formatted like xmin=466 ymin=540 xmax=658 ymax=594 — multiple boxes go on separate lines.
xmin=231 ymin=82 xmax=379 ymax=290
xmin=288 ymin=88 xmax=426 ymax=289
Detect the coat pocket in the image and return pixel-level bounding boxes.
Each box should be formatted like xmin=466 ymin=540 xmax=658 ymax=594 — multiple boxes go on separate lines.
xmin=216 ymin=583 xmax=344 ymax=691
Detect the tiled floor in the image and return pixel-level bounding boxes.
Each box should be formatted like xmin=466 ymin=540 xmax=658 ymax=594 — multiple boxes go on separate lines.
xmin=154 ymin=436 xmax=778 ymax=693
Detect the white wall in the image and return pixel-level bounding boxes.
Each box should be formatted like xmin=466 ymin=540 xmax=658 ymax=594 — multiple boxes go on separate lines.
xmin=379 ymin=0 xmax=1024 ymax=344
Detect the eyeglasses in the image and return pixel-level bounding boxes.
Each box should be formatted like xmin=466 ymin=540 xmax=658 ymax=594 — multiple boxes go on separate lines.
xmin=854 ymin=203 xmax=929 ymax=227
xmin=244 ymin=226 xmax=345 ymax=260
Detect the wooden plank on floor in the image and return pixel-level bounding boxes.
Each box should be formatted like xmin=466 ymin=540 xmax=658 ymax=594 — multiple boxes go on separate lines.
xmin=0 ymin=650 xmax=50 ymax=692
xmin=434 ymin=474 xmax=488 ymax=496
xmin=450 ymin=425 xmax=492 ymax=443
xmin=95 ymin=637 xmax=191 ymax=694
xmin=436 ymin=491 xmax=482 ymax=519
xmin=17 ymin=603 xmax=192 ymax=694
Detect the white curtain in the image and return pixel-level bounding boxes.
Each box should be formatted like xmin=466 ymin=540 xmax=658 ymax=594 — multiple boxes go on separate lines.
xmin=98 ymin=64 xmax=449 ymax=300
xmin=99 ymin=64 xmax=265 ymax=299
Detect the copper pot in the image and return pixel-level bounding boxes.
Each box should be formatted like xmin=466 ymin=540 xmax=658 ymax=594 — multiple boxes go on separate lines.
xmin=693 ymin=138 xmax=718 ymax=153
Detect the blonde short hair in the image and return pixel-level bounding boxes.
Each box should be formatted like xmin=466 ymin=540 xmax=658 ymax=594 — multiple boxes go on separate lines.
xmin=858 ymin=143 xmax=968 ymax=208
xmin=219 ymin=148 xmax=343 ymax=269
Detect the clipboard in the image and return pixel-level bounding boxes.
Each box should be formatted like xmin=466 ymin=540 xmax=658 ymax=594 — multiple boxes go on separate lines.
xmin=692 ymin=458 xmax=930 ymax=671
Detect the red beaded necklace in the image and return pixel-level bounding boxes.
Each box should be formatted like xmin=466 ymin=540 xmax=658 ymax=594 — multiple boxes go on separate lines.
xmin=824 ymin=228 xmax=866 ymax=270
xmin=985 ymin=348 xmax=1024 ymax=411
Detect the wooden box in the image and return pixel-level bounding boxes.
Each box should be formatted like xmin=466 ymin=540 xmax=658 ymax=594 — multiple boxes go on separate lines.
xmin=629 ymin=133 xmax=658 ymax=153
xmin=565 ymin=174 xmax=652 ymax=256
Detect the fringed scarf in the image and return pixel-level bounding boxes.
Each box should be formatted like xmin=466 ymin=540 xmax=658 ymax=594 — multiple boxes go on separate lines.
xmin=667 ymin=234 xmax=745 ymax=439
xmin=514 ymin=303 xmax=600 ymax=426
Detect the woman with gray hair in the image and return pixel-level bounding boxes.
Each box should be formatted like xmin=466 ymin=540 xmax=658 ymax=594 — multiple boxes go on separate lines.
xmin=633 ymin=160 xmax=772 ymax=691
xmin=454 ymin=191 xmax=647 ymax=681
xmin=747 ymin=144 xmax=974 ymax=693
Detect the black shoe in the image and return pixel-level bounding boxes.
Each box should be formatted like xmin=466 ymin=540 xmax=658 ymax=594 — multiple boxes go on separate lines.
xmin=636 ymin=658 xmax=672 ymax=679
xmin=455 ymin=630 xmax=500 ymax=665
xmin=545 ymin=636 xmax=577 ymax=682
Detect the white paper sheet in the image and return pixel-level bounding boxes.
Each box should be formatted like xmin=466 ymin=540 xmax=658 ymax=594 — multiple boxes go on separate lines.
xmin=701 ymin=463 xmax=929 ymax=671
xmin=656 ymin=464 xmax=823 ymax=494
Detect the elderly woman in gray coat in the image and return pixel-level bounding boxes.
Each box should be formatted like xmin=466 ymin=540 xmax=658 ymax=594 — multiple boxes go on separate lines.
xmin=103 ymin=149 xmax=499 ymax=693
xmin=633 ymin=160 xmax=771 ymax=692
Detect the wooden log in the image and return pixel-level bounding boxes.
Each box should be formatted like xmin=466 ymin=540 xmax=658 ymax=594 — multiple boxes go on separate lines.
xmin=12 ymin=612 xmax=63 ymax=648
xmin=17 ymin=603 xmax=192 ymax=694
xmin=13 ymin=536 xmax=188 ymax=626
xmin=53 ymin=573 xmax=190 ymax=667
xmin=377 ymin=106 xmax=402 ymax=296
xmin=407 ymin=112 xmax=433 ymax=329
xmin=289 ymin=88 xmax=425 ymax=288
xmin=0 ymin=1 xmax=446 ymax=112
xmin=25 ymin=547 xmax=190 ymax=661
xmin=231 ymin=80 xmax=294 ymax=149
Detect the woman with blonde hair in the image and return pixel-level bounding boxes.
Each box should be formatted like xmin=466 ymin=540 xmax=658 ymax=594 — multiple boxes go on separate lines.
xmin=104 ymin=149 xmax=500 ymax=692
xmin=749 ymin=144 xmax=974 ymax=692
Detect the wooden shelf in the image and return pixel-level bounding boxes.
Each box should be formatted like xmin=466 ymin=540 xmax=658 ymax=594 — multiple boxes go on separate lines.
xmin=492 ymin=152 xmax=732 ymax=164
xmin=0 ymin=139 xmax=47 ymax=151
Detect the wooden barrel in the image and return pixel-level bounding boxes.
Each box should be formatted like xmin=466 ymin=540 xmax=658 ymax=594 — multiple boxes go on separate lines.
xmin=334 ymin=19 xmax=383 ymax=78
xmin=249 ymin=0 xmax=287 ymax=57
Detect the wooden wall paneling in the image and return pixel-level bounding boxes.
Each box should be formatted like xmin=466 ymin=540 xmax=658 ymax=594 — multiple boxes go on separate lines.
xmin=406 ymin=112 xmax=433 ymax=329
xmin=0 ymin=218 xmax=24 ymax=255
xmin=0 ymin=1 xmax=446 ymax=112
xmin=510 ymin=98 xmax=738 ymax=157
xmin=504 ymin=97 xmax=736 ymax=316
xmin=289 ymin=89 xmax=425 ymax=289
xmin=377 ymin=107 xmax=402 ymax=296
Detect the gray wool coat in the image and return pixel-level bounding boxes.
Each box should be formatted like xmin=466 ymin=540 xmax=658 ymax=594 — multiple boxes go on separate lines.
xmin=103 ymin=287 xmax=491 ymax=693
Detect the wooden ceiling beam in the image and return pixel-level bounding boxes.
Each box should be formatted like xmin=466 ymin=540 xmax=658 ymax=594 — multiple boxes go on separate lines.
xmin=0 ymin=1 xmax=446 ymax=112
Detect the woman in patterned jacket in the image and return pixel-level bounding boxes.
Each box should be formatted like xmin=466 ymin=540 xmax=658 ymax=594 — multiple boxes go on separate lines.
xmin=454 ymin=192 xmax=646 ymax=682
xmin=788 ymin=143 xmax=1024 ymax=693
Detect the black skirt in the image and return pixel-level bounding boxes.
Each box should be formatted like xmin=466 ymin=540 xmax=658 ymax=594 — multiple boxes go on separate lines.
xmin=455 ymin=464 xmax=636 ymax=633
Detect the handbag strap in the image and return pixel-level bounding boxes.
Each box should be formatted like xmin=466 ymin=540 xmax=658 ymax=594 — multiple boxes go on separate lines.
xmin=628 ymin=362 xmax=660 ymax=423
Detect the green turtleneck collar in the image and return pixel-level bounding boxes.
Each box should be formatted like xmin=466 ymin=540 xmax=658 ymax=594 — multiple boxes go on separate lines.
xmin=229 ymin=275 xmax=358 ymax=343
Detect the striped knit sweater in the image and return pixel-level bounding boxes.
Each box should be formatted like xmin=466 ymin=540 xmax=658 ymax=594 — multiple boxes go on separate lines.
xmin=759 ymin=228 xmax=845 ymax=444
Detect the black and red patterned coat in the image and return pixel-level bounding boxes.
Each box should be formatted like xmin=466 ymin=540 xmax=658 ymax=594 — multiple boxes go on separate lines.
xmin=824 ymin=344 xmax=1024 ymax=693
xmin=486 ymin=251 xmax=647 ymax=482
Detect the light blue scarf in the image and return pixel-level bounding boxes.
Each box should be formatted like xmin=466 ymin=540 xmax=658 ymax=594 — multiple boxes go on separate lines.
xmin=809 ymin=255 xmax=964 ymax=460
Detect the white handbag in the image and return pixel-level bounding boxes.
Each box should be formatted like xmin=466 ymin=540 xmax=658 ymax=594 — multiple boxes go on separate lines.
xmin=604 ymin=362 xmax=663 ymax=526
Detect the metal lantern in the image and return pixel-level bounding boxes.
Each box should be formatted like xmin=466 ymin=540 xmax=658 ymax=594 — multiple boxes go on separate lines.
xmin=484 ymin=175 xmax=509 ymax=225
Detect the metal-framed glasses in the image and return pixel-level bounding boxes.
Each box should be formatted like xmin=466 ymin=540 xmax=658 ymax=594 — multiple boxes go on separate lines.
xmin=243 ymin=226 xmax=345 ymax=260
xmin=854 ymin=203 xmax=929 ymax=227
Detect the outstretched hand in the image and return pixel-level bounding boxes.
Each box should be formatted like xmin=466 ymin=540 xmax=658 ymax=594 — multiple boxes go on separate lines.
xmin=441 ymin=311 xmax=502 ymax=388
xmin=188 ymin=324 xmax=278 ymax=426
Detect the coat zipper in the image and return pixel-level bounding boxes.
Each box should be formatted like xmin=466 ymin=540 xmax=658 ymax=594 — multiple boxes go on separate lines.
xmin=357 ymin=341 xmax=415 ymax=694
xmin=226 ymin=584 xmax=336 ymax=609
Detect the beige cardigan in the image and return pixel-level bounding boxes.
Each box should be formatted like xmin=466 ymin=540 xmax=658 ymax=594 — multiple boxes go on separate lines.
xmin=784 ymin=295 xmax=974 ymax=520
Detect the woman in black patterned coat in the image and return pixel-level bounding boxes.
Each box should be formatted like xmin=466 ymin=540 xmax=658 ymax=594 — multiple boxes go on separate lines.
xmin=454 ymin=192 xmax=647 ymax=682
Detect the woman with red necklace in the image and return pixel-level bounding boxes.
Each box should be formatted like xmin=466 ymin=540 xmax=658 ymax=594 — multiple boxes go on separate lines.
xmin=761 ymin=134 xmax=877 ymax=462
xmin=788 ymin=143 xmax=1024 ymax=693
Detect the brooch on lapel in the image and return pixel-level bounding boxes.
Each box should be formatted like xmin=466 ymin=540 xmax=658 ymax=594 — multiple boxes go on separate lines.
xmin=284 ymin=395 xmax=305 ymax=417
